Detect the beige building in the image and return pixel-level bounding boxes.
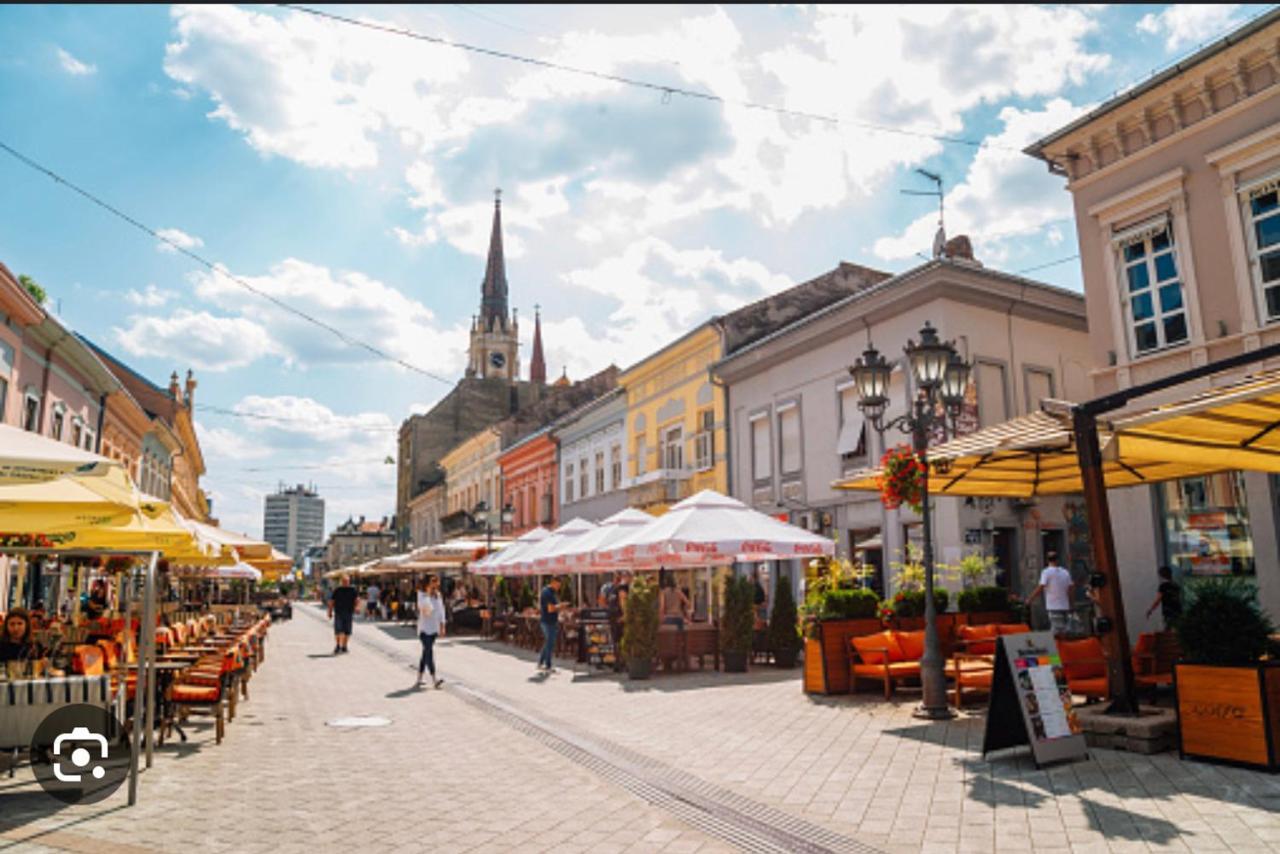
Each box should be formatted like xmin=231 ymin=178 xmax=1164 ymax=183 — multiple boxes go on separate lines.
xmin=407 ymin=483 xmax=447 ymax=549
xmin=441 ymin=426 xmax=503 ymax=519
xmin=1026 ymin=9 xmax=1280 ymax=628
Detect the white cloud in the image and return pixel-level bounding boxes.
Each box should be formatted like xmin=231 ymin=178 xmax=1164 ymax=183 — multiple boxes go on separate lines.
xmin=1137 ymin=5 xmax=1243 ymax=51
xmin=56 ymin=47 xmax=96 ymax=76
xmin=112 ymin=309 xmax=279 ymax=371
xmin=155 ymin=227 xmax=204 ymax=253
xmin=125 ymin=284 xmax=176 ymax=307
xmin=873 ymin=98 xmax=1089 ymax=265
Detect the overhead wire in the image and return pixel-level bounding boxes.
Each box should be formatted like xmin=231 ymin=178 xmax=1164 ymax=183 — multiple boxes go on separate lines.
xmin=195 ymin=404 xmax=401 ymax=433
xmin=0 ymin=139 xmax=455 ymax=388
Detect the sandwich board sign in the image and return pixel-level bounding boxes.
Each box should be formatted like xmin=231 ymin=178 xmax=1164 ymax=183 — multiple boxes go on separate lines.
xmin=981 ymin=632 xmax=1088 ymax=767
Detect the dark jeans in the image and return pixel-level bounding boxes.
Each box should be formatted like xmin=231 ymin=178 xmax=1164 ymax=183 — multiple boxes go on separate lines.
xmin=418 ymin=632 xmax=437 ymax=677
xmin=539 ymin=620 xmax=558 ymax=669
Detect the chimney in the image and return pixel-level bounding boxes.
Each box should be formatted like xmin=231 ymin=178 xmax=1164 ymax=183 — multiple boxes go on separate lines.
xmin=168 ymin=371 xmax=181 ymax=400
xmin=184 ymin=369 xmax=197 ymax=408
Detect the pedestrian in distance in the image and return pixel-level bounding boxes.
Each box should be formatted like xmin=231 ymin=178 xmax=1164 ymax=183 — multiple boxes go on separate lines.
xmin=366 ymin=582 xmax=381 ymax=621
xmin=537 ymin=576 xmax=564 ymax=674
xmin=416 ymin=574 xmax=446 ymax=689
xmin=328 ymin=574 xmax=358 ymax=654
xmin=605 ymin=571 xmax=629 ymax=672
xmin=1028 ymin=551 xmax=1076 ymax=636
xmin=1145 ymin=565 xmax=1183 ymax=629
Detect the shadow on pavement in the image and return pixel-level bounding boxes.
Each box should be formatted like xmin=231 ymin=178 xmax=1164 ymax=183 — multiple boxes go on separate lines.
xmin=0 ymin=796 xmax=129 ymax=840
xmin=306 ymin=652 xmax=339 ymax=659
xmin=385 ymin=684 xmax=427 ymax=699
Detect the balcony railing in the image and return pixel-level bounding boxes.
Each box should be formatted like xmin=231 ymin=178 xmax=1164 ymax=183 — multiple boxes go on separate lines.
xmin=625 ymin=468 xmax=692 ymax=507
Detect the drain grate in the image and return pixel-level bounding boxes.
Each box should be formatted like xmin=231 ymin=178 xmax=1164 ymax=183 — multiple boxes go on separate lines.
xmin=300 ymin=604 xmax=879 ymax=853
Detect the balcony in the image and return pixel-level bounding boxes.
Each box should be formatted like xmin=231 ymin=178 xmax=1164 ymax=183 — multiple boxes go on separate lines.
xmin=625 ymin=468 xmax=693 ymax=508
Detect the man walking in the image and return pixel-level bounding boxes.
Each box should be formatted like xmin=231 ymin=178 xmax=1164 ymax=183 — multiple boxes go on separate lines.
xmin=537 ymin=576 xmax=563 ymax=673
xmin=366 ymin=582 xmax=381 ymax=620
xmin=328 ymin=575 xmax=358 ymax=654
xmin=416 ymin=575 xmax=446 ymax=689
xmin=1028 ymin=551 xmax=1075 ymax=636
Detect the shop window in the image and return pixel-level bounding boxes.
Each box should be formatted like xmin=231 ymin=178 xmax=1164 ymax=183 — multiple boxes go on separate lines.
xmin=1116 ymin=222 xmax=1188 ymax=355
xmin=778 ymin=402 xmax=802 ymax=475
xmin=1243 ymin=176 xmax=1280 ymax=320
xmin=1158 ymin=472 xmax=1254 ymax=577
xmin=750 ymin=414 xmax=771 ymax=483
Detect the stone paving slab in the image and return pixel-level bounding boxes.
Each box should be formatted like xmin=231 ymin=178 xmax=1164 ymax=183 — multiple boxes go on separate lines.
xmin=0 ymin=610 xmax=730 ymax=854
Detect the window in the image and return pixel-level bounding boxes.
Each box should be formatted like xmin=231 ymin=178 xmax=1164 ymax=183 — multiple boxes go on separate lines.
xmin=663 ymin=425 xmax=684 ymax=471
xmin=71 ymin=418 xmax=83 ymax=449
xmin=50 ymin=406 xmax=64 ymax=441
xmin=976 ymin=362 xmax=1008 ymax=429
xmin=1244 ymin=178 xmax=1280 ymax=319
xmin=694 ymin=409 xmax=713 ymax=471
xmin=579 ymin=457 xmax=589 ymax=497
xmin=836 ymin=385 xmax=867 ymax=460
xmin=778 ymin=403 xmax=801 ymax=475
xmin=1119 ymin=224 xmax=1188 ymax=354
xmin=83 ymin=428 xmax=95 ymax=451
xmin=541 ymin=491 xmax=553 ymax=524
xmin=750 ymin=414 xmax=772 ymax=483
xmin=22 ymin=392 xmax=39 ymax=432
xmin=611 ymin=445 xmax=622 ymax=488
xmin=634 ymin=436 xmax=647 ymax=476
xmin=1158 ymin=472 xmax=1254 ymax=576
xmin=564 ymin=463 xmax=575 ymax=503
xmin=595 ymin=451 xmax=605 ymax=493
xmin=1024 ymin=368 xmax=1055 ymax=415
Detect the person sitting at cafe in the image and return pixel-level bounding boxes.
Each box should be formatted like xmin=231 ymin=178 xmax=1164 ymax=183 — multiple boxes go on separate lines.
xmin=0 ymin=608 xmax=41 ymax=666
xmin=86 ymin=579 xmax=109 ymax=619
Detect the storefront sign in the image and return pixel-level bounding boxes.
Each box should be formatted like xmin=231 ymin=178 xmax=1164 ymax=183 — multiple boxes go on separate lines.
xmin=577 ymin=608 xmax=616 ymax=671
xmin=982 ymin=632 xmax=1087 ymax=768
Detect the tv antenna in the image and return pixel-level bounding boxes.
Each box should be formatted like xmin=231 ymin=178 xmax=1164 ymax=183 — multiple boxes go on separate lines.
xmin=902 ymin=168 xmax=946 ymax=257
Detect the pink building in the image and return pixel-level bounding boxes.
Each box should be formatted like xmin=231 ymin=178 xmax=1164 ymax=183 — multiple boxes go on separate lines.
xmin=0 ymin=262 xmax=45 ymax=429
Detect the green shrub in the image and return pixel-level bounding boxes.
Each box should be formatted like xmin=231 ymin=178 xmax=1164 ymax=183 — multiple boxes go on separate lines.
xmin=621 ymin=576 xmax=659 ymax=661
xmin=891 ymin=587 xmax=949 ymax=618
xmin=819 ymin=587 xmax=881 ymax=620
xmin=768 ymin=575 xmax=801 ymax=657
xmin=957 ymin=585 xmax=1010 ymax=613
xmin=721 ymin=575 xmax=755 ymax=655
xmin=1177 ymin=577 xmax=1274 ymax=666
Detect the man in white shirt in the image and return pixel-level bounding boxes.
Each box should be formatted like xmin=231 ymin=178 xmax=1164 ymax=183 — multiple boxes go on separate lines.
xmin=366 ymin=583 xmax=381 ymax=620
xmin=415 ymin=575 xmax=446 ymax=689
xmin=1028 ymin=551 xmax=1076 ymax=636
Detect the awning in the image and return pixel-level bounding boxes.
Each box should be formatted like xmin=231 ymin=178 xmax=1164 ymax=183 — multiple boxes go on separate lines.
xmin=834 ymin=371 xmax=1280 ymax=498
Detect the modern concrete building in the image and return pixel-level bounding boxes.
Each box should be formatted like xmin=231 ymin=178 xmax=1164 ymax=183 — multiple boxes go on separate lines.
xmin=714 ymin=252 xmax=1092 ymax=605
xmin=1025 ymin=9 xmax=1280 ymax=630
xmin=556 ymin=388 xmax=629 ymax=523
xmin=264 ymin=484 xmax=326 ymax=563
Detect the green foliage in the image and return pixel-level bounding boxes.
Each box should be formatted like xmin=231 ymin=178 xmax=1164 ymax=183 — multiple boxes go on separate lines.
xmin=621 ymin=575 xmax=659 ymax=661
xmin=817 ymin=587 xmax=881 ymax=619
xmin=890 ymin=543 xmax=927 ymax=591
xmin=18 ymin=274 xmax=45 ymax=305
xmin=516 ymin=581 xmax=535 ymax=612
xmin=493 ymin=576 xmax=510 ymax=610
xmin=957 ymin=585 xmax=1011 ymax=614
xmin=891 ymin=587 xmax=950 ymax=618
xmin=953 ymin=551 xmax=998 ymax=588
xmin=1176 ymin=577 xmax=1274 ymax=666
xmin=768 ymin=574 xmax=801 ymax=657
xmin=557 ymin=575 xmax=575 ymax=607
xmin=720 ymin=575 xmax=756 ymax=655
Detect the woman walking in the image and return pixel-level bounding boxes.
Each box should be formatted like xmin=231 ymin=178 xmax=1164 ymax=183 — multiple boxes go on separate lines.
xmin=416 ymin=575 xmax=446 ymax=689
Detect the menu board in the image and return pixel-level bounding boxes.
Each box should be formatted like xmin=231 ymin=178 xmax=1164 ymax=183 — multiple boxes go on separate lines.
xmin=577 ymin=608 xmax=616 ymax=670
xmin=982 ymin=632 xmax=1088 ymax=768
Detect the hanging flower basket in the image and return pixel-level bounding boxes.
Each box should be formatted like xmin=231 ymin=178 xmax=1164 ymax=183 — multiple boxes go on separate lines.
xmin=0 ymin=532 xmax=55 ymax=549
xmin=877 ymin=444 xmax=925 ymax=513
xmin=105 ymin=556 xmax=134 ymax=574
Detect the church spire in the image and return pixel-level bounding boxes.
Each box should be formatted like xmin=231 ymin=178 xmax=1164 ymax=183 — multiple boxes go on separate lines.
xmin=480 ymin=188 xmax=509 ymax=332
xmin=530 ymin=305 xmax=546 ymax=384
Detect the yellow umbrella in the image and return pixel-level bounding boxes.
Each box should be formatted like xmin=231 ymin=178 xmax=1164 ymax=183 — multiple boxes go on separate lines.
xmin=0 ymin=423 xmax=122 ymax=483
xmin=185 ymin=520 xmax=273 ymax=561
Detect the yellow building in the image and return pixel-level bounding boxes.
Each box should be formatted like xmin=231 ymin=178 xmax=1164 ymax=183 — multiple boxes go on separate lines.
xmin=440 ymin=426 xmax=503 ymax=519
xmin=620 ymin=325 xmax=725 ymax=513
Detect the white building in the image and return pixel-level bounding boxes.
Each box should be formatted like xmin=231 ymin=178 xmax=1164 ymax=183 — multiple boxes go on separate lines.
xmin=263 ymin=483 xmax=325 ymax=564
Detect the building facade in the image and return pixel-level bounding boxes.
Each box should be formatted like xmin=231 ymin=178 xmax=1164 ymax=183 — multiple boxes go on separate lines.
xmin=715 ymin=255 xmax=1092 ymax=603
xmin=326 ymin=516 xmax=397 ymax=568
xmin=500 ymin=428 xmax=558 ymax=535
xmin=441 ymin=427 xmax=503 ymax=519
xmin=0 ymin=263 xmax=45 ymax=428
xmin=263 ymin=484 xmax=326 ymax=563
xmin=1026 ymin=9 xmax=1280 ymax=629
xmin=407 ymin=482 xmax=447 ymax=549
xmin=556 ymin=388 xmax=629 ymax=522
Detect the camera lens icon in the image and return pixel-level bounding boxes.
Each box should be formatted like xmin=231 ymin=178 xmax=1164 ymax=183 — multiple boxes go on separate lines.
xmin=53 ymin=726 xmax=109 ymax=783
xmin=32 ymin=704 xmax=128 ymax=805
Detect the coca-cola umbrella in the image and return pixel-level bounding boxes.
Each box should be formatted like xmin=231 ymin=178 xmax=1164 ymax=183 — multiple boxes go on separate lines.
xmin=557 ymin=507 xmax=654 ymax=574
xmin=522 ymin=517 xmax=598 ymax=575
xmin=472 ymin=526 xmax=550 ymax=576
xmin=596 ymin=489 xmax=834 ymax=568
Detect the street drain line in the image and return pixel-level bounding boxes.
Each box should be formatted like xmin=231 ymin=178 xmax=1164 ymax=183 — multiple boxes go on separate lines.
xmin=300 ymin=605 xmax=881 ymax=854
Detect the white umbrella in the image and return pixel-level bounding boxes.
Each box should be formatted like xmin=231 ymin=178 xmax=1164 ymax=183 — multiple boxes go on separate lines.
xmin=520 ymin=518 xmax=598 ymax=575
xmin=597 ymin=489 xmax=834 ymax=568
xmin=557 ymin=508 xmax=654 ymax=574
xmin=473 ymin=526 xmax=550 ymax=576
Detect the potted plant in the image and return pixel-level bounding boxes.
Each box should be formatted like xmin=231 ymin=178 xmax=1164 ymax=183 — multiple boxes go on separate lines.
xmin=621 ymin=575 xmax=658 ymax=680
xmin=801 ymin=557 xmax=882 ymax=694
xmin=1174 ymin=577 xmax=1280 ymax=771
xmin=957 ymin=585 xmax=1014 ymax=625
xmin=889 ymin=544 xmax=954 ymax=645
xmin=769 ymin=574 xmax=801 ymax=669
xmin=721 ymin=575 xmax=755 ymax=673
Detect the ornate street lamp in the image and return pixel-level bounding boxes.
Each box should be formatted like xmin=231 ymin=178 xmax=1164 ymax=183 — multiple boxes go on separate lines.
xmin=850 ymin=321 xmax=970 ymax=721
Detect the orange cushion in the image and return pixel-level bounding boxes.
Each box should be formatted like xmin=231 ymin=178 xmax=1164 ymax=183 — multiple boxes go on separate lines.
xmin=895 ymin=630 xmax=925 ymax=661
xmin=852 ymin=630 xmax=904 ymax=664
xmin=997 ymin=623 xmax=1031 ymax=635
xmin=74 ymin=645 xmax=105 ymax=676
xmin=957 ymin=624 xmax=1000 ymax=655
xmin=171 ymin=684 xmax=220 ymax=703
xmin=852 ymin=661 xmax=921 ymax=677
xmin=956 ymin=670 xmax=993 ymax=689
xmin=1058 ymin=637 xmax=1106 ymax=679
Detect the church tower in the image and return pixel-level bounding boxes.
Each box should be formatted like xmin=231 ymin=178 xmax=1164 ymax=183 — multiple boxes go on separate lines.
xmin=467 ymin=190 xmax=520 ymax=381
xmin=529 ymin=306 xmax=546 ymax=385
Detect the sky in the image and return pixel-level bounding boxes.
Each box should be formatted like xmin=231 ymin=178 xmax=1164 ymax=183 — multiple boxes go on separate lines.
xmin=0 ymin=3 xmax=1272 ymax=539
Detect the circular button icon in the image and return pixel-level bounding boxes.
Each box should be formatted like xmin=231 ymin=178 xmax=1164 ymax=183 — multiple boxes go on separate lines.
xmin=31 ymin=704 xmax=129 ymax=805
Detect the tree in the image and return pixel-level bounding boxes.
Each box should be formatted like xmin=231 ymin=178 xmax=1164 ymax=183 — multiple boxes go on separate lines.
xmin=18 ymin=274 xmax=46 ymax=305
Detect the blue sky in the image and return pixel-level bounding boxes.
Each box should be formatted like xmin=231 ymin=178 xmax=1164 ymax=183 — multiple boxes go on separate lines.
xmin=0 ymin=3 xmax=1272 ymax=537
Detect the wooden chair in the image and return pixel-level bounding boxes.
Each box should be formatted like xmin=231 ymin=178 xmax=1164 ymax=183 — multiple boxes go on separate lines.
xmin=1133 ymin=631 xmax=1180 ymax=703
xmin=1057 ymin=636 xmax=1109 ymax=703
xmin=949 ymin=653 xmax=995 ymax=706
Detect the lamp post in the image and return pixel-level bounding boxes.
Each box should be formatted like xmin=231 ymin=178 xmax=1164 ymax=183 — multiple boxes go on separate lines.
xmin=473 ymin=500 xmax=514 ymax=552
xmin=850 ymin=321 xmax=970 ymax=721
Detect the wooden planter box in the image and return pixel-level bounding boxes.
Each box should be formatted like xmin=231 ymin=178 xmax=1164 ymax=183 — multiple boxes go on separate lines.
xmin=1175 ymin=662 xmax=1280 ymax=772
xmin=804 ymin=618 xmax=882 ymax=695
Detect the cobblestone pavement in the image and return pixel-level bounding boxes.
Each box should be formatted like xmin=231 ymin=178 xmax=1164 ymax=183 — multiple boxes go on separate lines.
xmin=4 ymin=604 xmax=1280 ymax=854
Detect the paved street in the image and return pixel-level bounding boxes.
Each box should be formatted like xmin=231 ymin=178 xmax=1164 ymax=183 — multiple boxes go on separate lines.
xmin=3 ymin=606 xmax=1280 ymax=854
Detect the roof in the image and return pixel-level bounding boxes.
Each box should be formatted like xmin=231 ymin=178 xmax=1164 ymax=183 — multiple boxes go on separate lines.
xmin=1025 ymin=6 xmax=1280 ymax=159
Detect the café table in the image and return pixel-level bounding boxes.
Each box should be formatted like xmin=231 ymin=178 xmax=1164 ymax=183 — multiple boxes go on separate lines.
xmin=123 ymin=661 xmax=192 ymax=744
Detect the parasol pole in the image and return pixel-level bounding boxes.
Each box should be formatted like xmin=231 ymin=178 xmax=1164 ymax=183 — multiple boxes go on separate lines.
xmin=141 ymin=551 xmax=158 ymax=768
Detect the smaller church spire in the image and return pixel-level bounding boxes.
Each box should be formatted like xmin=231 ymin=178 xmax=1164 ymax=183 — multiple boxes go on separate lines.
xmin=530 ymin=304 xmax=546 ymax=384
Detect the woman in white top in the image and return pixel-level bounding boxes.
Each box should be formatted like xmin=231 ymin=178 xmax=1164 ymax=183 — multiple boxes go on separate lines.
xmin=416 ymin=575 xmax=446 ymax=689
